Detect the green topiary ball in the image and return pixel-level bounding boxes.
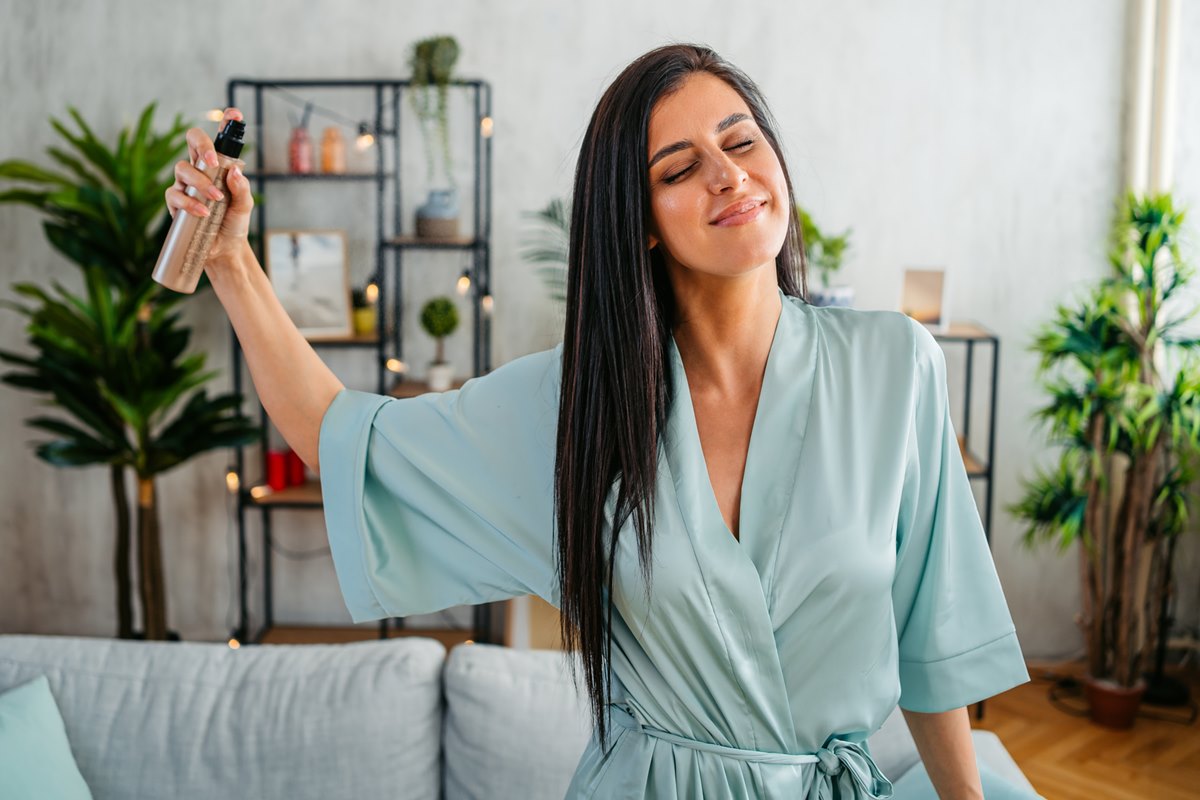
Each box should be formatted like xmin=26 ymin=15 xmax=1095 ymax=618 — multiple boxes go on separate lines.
xmin=419 ymin=296 xmax=459 ymax=338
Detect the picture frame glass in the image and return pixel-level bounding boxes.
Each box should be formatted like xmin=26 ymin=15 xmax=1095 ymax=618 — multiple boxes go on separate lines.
xmin=900 ymin=268 xmax=948 ymax=329
xmin=264 ymin=230 xmax=353 ymax=339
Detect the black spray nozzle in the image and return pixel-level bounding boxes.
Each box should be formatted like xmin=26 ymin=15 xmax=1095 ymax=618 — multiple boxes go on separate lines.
xmin=214 ymin=119 xmax=246 ymax=158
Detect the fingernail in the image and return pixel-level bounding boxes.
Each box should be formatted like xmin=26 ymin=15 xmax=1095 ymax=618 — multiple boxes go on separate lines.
xmin=209 ymin=186 xmax=223 ymax=200
xmin=232 ymin=166 xmax=242 ymax=180
xmin=207 ymin=152 xmax=219 ymax=166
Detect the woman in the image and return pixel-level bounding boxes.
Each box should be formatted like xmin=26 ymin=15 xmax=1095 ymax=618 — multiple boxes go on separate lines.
xmin=168 ymin=44 xmax=1034 ymax=800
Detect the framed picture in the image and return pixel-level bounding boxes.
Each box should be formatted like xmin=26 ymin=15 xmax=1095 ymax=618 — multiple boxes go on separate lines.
xmin=899 ymin=268 xmax=949 ymax=333
xmin=264 ymin=229 xmax=353 ymax=340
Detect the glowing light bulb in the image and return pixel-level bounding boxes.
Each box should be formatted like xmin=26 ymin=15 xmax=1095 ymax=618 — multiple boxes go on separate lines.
xmin=386 ymin=358 xmax=407 ymax=373
xmin=480 ymin=116 xmax=494 ymax=138
xmin=228 ymin=639 xmax=241 ymax=650
xmin=207 ymin=109 xmax=226 ymax=122
xmin=356 ymin=123 xmax=375 ymax=151
xmin=365 ymin=282 xmax=379 ymax=304
xmin=482 ymin=294 xmax=494 ymax=315
xmin=457 ymin=274 xmax=471 ymax=295
xmin=250 ymin=485 xmax=270 ymax=499
xmin=226 ymin=470 xmax=240 ymax=493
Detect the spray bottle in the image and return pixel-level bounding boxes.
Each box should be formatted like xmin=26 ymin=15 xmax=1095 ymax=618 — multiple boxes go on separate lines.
xmin=152 ymin=118 xmax=246 ymax=293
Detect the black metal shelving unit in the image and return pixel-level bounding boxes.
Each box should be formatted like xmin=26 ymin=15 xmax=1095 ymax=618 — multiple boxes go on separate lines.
xmin=931 ymin=321 xmax=1000 ymax=721
xmin=930 ymin=322 xmax=1000 ymax=542
xmin=223 ymin=77 xmax=495 ymax=646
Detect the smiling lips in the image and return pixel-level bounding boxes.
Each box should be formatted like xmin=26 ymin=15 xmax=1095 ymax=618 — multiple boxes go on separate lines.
xmin=710 ymin=198 xmax=767 ymax=226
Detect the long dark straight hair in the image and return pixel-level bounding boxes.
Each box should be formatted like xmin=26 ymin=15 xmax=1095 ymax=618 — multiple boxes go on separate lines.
xmin=553 ymin=43 xmax=809 ymax=752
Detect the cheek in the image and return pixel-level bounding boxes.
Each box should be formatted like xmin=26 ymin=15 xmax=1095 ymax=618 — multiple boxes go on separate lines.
xmin=651 ymin=191 xmax=704 ymax=242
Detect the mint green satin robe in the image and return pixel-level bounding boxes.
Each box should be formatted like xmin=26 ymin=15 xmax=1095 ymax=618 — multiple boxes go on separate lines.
xmin=318 ymin=288 xmax=1031 ymax=799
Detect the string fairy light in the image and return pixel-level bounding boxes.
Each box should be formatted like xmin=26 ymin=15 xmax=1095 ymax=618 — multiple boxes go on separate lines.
xmin=206 ymin=86 xmax=388 ymax=153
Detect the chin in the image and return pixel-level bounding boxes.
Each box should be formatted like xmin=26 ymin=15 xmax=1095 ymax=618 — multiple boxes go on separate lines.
xmin=708 ymin=228 xmax=788 ymax=271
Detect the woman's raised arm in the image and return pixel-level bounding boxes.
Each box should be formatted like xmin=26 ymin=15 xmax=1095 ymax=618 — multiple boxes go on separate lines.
xmin=164 ymin=107 xmax=344 ymax=473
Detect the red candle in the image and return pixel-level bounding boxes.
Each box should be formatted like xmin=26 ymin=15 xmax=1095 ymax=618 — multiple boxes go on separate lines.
xmin=286 ymin=449 xmax=307 ymax=486
xmin=266 ymin=450 xmax=287 ymax=491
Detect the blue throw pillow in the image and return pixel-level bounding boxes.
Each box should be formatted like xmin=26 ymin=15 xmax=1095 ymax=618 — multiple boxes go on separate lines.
xmin=891 ymin=756 xmax=1044 ymax=799
xmin=0 ymin=675 xmax=93 ymax=799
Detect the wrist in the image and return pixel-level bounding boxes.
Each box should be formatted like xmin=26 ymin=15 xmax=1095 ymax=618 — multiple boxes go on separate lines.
xmin=206 ymin=241 xmax=255 ymax=293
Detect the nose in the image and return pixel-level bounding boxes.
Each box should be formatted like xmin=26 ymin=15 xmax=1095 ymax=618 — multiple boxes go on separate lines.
xmin=707 ymin=151 xmax=748 ymax=194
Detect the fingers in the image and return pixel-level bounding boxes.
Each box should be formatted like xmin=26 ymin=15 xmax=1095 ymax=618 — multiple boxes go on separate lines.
xmin=165 ymin=184 xmax=211 ymax=219
xmin=185 ymin=107 xmax=244 ymax=169
xmin=168 ymin=107 xmax=244 ymax=220
xmin=223 ymin=164 xmax=254 ymax=214
xmin=174 ymin=159 xmax=224 ymax=201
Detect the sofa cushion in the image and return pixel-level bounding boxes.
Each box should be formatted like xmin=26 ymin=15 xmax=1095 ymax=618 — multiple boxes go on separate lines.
xmin=442 ymin=643 xmax=592 ymax=800
xmin=890 ymin=746 xmax=1043 ymax=798
xmin=0 ymin=674 xmax=94 ymax=799
xmin=0 ymin=635 xmax=445 ymax=800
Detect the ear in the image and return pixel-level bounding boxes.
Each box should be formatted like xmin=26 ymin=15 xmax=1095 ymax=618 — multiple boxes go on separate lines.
xmin=647 ymin=233 xmax=659 ymax=251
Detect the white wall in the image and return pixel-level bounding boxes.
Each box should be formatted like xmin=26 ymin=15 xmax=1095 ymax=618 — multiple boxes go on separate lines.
xmin=2 ymin=0 xmax=1194 ymax=660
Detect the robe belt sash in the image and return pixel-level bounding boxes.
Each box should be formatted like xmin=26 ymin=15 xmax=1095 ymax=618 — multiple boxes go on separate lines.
xmin=609 ymin=702 xmax=895 ymax=799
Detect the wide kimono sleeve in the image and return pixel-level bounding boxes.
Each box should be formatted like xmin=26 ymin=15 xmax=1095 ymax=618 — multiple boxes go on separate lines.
xmin=891 ymin=319 xmax=1030 ymax=713
xmin=317 ymin=344 xmax=562 ymax=623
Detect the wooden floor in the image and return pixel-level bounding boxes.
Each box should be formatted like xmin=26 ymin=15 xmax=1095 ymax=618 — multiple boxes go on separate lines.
xmin=971 ymin=658 xmax=1200 ymax=799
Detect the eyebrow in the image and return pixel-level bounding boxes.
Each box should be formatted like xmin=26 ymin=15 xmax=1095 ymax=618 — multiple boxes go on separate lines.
xmin=648 ymin=112 xmax=751 ymax=169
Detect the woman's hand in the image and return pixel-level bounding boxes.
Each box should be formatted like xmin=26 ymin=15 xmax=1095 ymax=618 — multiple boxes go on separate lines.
xmin=163 ymin=106 xmax=253 ymax=273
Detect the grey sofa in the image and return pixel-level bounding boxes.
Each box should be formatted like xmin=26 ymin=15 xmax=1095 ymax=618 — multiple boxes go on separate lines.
xmin=0 ymin=634 xmax=1037 ymax=798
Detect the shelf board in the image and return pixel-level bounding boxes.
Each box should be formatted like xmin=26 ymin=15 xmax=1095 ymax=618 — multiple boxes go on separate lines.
xmin=305 ymin=333 xmax=381 ymax=348
xmin=388 ymin=377 xmax=469 ymax=398
xmin=246 ymin=480 xmax=323 ymax=507
xmin=242 ymin=171 xmax=394 ymax=181
xmin=384 ymin=235 xmax=480 ymax=249
xmin=930 ymin=321 xmax=997 ymax=341
xmin=257 ymin=624 xmax=480 ymax=650
xmin=957 ymin=436 xmax=988 ymax=476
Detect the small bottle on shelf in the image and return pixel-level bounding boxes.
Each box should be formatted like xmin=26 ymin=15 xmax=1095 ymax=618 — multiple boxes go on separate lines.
xmin=320 ymin=126 xmax=345 ymax=174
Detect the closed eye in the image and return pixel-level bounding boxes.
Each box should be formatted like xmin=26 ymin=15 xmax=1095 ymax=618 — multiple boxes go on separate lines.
xmin=662 ymin=139 xmax=756 ymax=185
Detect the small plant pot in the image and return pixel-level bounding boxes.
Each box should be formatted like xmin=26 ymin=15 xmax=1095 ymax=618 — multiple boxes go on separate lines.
xmin=809 ymin=284 xmax=854 ymax=308
xmin=1083 ymin=674 xmax=1146 ymax=729
xmin=416 ymin=188 xmax=460 ymax=239
xmin=427 ymin=361 xmax=454 ymax=391
xmin=352 ymin=306 xmax=377 ymax=336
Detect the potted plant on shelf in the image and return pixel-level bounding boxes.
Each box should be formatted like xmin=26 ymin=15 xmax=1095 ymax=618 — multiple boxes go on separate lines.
xmin=420 ymin=296 xmax=459 ymax=391
xmin=351 ymin=284 xmax=376 ymax=337
xmin=795 ymin=203 xmax=853 ymax=307
xmin=0 ymin=103 xmax=260 ymax=642
xmin=409 ymin=35 xmax=461 ymax=239
xmin=1008 ymin=191 xmax=1200 ymax=729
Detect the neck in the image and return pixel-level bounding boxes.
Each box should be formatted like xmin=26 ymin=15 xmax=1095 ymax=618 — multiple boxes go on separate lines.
xmin=667 ymin=264 xmax=782 ymax=397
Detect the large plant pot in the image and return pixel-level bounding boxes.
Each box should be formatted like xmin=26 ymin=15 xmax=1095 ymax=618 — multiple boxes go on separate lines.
xmin=1083 ymin=674 xmax=1146 ymax=729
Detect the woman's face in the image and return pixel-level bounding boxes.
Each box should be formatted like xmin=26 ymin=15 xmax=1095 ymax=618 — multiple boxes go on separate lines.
xmin=645 ymin=72 xmax=791 ymax=280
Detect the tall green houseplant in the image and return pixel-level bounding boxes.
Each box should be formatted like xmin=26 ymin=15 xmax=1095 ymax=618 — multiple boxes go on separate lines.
xmin=1009 ymin=192 xmax=1200 ymax=720
xmin=0 ymin=103 xmax=260 ymax=641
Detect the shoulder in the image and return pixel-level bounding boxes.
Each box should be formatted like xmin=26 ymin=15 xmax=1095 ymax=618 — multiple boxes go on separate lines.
xmin=792 ymin=297 xmax=926 ymax=364
xmin=457 ymin=342 xmax=563 ymax=408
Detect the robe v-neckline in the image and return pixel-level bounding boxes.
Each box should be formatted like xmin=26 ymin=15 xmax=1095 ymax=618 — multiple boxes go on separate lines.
xmin=665 ymin=287 xmax=817 ymax=602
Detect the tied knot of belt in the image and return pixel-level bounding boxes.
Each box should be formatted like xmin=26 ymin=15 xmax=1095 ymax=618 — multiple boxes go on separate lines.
xmin=816 ymin=745 xmax=843 ymax=775
xmin=610 ymin=701 xmax=894 ymax=799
